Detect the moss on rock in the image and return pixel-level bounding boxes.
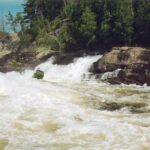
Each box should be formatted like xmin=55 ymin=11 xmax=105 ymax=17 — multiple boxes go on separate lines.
xmin=33 ymin=69 xmax=44 ymax=79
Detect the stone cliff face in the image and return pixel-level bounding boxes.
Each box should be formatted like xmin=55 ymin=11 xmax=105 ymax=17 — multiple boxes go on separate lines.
xmin=90 ymin=47 xmax=150 ymax=85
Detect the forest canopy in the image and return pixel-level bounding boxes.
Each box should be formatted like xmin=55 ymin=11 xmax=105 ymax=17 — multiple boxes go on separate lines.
xmin=7 ymin=0 xmax=150 ymax=52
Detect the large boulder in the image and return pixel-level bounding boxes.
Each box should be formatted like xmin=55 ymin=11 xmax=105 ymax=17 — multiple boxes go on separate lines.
xmin=90 ymin=47 xmax=150 ymax=85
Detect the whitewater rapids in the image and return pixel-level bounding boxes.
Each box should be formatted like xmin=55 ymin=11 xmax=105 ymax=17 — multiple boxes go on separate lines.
xmin=0 ymin=55 xmax=150 ymax=150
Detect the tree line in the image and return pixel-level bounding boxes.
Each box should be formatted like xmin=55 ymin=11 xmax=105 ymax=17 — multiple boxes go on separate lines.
xmin=7 ymin=0 xmax=150 ymax=52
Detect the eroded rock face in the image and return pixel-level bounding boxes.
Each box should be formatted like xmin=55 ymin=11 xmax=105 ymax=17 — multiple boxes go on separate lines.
xmin=90 ymin=47 xmax=150 ymax=85
xmin=0 ymin=39 xmax=55 ymax=72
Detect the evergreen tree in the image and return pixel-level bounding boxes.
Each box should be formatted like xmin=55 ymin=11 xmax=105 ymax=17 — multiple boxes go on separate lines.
xmin=23 ymin=0 xmax=64 ymax=24
xmin=7 ymin=12 xmax=25 ymax=34
xmin=100 ymin=0 xmax=134 ymax=48
xmin=133 ymin=0 xmax=150 ymax=47
xmin=12 ymin=0 xmax=150 ymax=52
xmin=79 ymin=7 xmax=97 ymax=48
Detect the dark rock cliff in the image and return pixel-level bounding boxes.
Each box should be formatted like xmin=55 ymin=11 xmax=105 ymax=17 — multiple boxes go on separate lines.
xmin=90 ymin=47 xmax=150 ymax=85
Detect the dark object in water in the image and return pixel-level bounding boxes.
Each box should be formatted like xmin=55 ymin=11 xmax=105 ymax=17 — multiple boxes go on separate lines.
xmin=33 ymin=69 xmax=44 ymax=79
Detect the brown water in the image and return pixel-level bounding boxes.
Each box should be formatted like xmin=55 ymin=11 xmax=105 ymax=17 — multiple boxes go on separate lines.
xmin=0 ymin=56 xmax=150 ymax=150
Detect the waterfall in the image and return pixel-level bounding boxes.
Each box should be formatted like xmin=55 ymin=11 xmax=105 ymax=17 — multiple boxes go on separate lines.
xmin=35 ymin=55 xmax=102 ymax=82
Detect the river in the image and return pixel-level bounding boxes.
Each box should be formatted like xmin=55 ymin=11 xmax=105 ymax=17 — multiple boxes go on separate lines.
xmin=0 ymin=55 xmax=150 ymax=150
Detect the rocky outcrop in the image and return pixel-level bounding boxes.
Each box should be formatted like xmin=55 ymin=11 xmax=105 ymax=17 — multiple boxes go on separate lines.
xmin=52 ymin=52 xmax=100 ymax=65
xmin=0 ymin=37 xmax=84 ymax=72
xmin=90 ymin=47 xmax=150 ymax=85
xmin=52 ymin=52 xmax=83 ymax=65
xmin=0 ymin=48 xmax=56 ymax=72
xmin=0 ymin=39 xmax=55 ymax=72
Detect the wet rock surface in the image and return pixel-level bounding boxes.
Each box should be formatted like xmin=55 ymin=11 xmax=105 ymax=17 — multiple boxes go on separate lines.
xmin=99 ymin=101 xmax=150 ymax=113
xmin=52 ymin=52 xmax=83 ymax=65
xmin=90 ymin=47 xmax=150 ymax=85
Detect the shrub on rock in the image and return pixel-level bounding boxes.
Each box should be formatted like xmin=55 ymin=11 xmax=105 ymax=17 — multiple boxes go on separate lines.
xmin=33 ymin=69 xmax=44 ymax=79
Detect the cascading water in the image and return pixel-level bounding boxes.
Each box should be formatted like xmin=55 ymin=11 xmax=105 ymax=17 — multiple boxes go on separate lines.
xmin=0 ymin=55 xmax=150 ymax=150
xmin=35 ymin=55 xmax=101 ymax=82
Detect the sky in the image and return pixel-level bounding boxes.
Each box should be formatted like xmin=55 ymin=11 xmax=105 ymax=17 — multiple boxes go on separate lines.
xmin=0 ymin=0 xmax=24 ymax=16
xmin=0 ymin=0 xmax=24 ymax=31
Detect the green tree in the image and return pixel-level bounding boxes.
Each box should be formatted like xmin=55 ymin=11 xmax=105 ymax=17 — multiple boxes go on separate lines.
xmin=58 ymin=22 xmax=76 ymax=52
xmin=79 ymin=7 xmax=97 ymax=48
xmin=23 ymin=0 xmax=64 ymax=24
xmin=13 ymin=0 xmax=150 ymax=52
xmin=100 ymin=0 xmax=134 ymax=48
xmin=7 ymin=12 xmax=25 ymax=34
xmin=133 ymin=0 xmax=150 ymax=46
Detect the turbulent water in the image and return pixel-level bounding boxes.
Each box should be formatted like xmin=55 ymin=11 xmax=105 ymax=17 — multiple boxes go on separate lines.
xmin=0 ymin=55 xmax=150 ymax=150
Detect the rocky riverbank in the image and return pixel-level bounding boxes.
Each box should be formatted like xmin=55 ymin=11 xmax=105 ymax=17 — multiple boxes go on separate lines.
xmin=0 ymin=36 xmax=84 ymax=72
xmin=1 ymin=35 xmax=150 ymax=86
xmin=90 ymin=47 xmax=150 ymax=85
xmin=0 ymin=34 xmax=96 ymax=72
xmin=0 ymin=35 xmax=55 ymax=72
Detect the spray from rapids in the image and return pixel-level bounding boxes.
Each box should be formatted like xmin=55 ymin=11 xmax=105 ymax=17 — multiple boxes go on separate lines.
xmin=0 ymin=55 xmax=150 ymax=150
xmin=35 ymin=55 xmax=101 ymax=82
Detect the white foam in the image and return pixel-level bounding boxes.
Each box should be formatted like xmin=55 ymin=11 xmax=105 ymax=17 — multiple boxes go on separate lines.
xmin=0 ymin=55 xmax=150 ymax=150
xmin=36 ymin=55 xmax=101 ymax=82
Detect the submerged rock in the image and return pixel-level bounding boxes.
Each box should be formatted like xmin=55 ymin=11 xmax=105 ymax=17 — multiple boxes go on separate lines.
xmin=90 ymin=47 xmax=150 ymax=85
xmin=33 ymin=69 xmax=44 ymax=79
xmin=99 ymin=101 xmax=149 ymax=113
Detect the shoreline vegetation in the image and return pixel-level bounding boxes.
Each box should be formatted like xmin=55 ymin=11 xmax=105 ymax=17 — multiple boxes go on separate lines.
xmin=0 ymin=0 xmax=150 ymax=85
xmin=1 ymin=0 xmax=150 ymax=52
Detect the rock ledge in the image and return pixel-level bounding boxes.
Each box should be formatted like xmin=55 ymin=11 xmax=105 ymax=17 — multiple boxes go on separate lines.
xmin=90 ymin=47 xmax=150 ymax=85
